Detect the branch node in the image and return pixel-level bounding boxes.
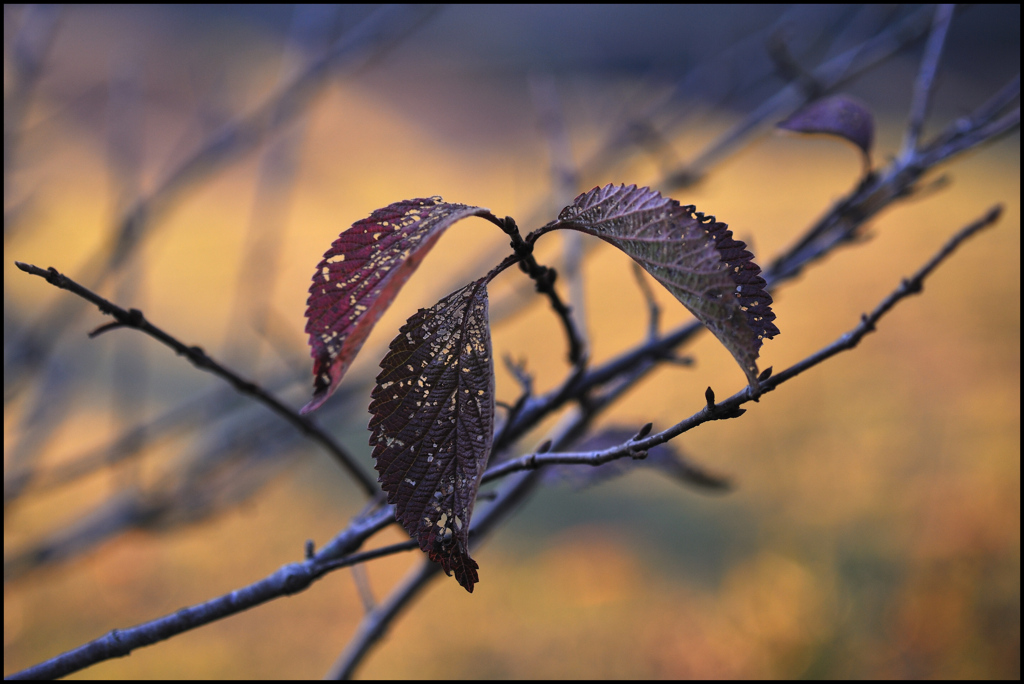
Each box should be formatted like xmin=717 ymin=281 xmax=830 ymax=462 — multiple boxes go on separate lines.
xmin=705 ymin=386 xmax=716 ymax=410
xmin=902 ymin=277 xmax=923 ymax=294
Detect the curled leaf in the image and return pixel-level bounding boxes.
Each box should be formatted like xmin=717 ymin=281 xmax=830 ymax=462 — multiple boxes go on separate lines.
xmin=368 ymin=279 xmax=494 ymax=592
xmin=777 ymin=94 xmax=875 ymax=158
xmin=302 ymin=198 xmax=496 ymax=414
xmin=548 ymin=184 xmax=778 ymax=387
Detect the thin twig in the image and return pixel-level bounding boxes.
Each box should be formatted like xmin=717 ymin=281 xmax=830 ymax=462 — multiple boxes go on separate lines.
xmin=13 ymin=261 xmax=378 ymax=498
xmin=900 ymin=4 xmax=955 ymax=159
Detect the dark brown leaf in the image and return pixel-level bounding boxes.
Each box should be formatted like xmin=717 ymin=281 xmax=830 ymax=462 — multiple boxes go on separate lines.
xmin=368 ymin=279 xmax=494 ymax=592
xmin=548 ymin=184 xmax=778 ymax=387
xmin=777 ymin=94 xmax=875 ymax=157
xmin=302 ymin=198 xmax=495 ymax=414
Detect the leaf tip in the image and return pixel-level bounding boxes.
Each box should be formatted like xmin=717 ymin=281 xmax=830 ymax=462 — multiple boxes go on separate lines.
xmin=298 ymin=396 xmax=323 ymax=415
xmin=432 ymin=545 xmax=480 ymax=593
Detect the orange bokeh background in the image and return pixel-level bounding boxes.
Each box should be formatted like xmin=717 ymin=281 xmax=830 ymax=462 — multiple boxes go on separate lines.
xmin=4 ymin=6 xmax=1019 ymax=679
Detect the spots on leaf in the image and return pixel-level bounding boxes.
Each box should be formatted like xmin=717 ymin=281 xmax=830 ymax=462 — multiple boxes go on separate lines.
xmin=368 ymin=278 xmax=494 ymax=592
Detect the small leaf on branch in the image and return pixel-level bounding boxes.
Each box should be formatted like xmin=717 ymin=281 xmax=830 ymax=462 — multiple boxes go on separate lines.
xmin=546 ymin=184 xmax=778 ymax=388
xmin=777 ymin=94 xmax=875 ymax=158
xmin=368 ymin=279 xmax=494 ymax=592
xmin=302 ymin=198 xmax=497 ymax=414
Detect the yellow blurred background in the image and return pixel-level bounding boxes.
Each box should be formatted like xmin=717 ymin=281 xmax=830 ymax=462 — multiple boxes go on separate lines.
xmin=4 ymin=6 xmax=1019 ymax=679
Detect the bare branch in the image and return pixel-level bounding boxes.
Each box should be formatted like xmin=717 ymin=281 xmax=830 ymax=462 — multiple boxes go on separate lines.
xmin=900 ymin=4 xmax=955 ymax=158
xmin=13 ymin=261 xmax=378 ymax=497
xmin=6 ymin=533 xmax=417 ymax=681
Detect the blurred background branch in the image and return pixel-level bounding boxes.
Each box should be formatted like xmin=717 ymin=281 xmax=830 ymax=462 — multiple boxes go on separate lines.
xmin=4 ymin=5 xmax=1019 ymax=679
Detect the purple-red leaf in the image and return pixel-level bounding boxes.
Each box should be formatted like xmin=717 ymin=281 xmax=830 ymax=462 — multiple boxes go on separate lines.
xmin=302 ymin=198 xmax=495 ymax=414
xmin=547 ymin=184 xmax=778 ymax=388
xmin=778 ymin=94 xmax=875 ymax=157
xmin=368 ymin=278 xmax=494 ymax=592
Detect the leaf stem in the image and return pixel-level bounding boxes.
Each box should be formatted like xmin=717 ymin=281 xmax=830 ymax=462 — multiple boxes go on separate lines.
xmin=491 ymin=216 xmax=587 ymax=367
